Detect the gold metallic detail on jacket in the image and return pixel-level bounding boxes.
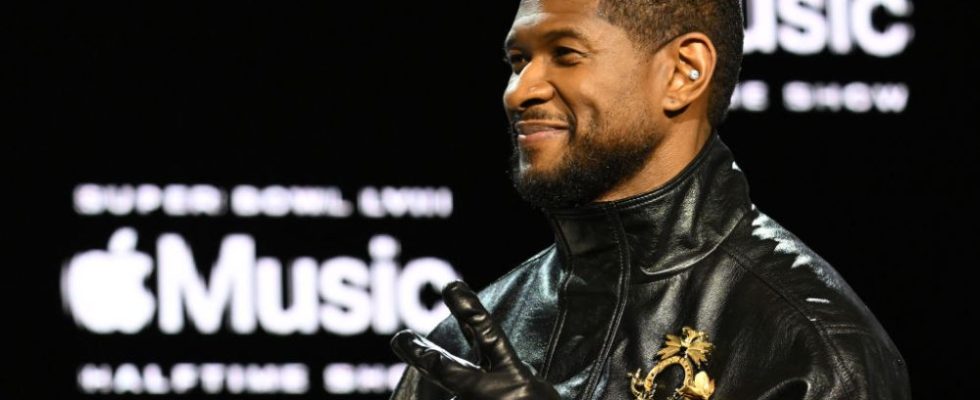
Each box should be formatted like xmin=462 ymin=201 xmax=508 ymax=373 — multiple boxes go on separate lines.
xmin=629 ymin=326 xmax=716 ymax=400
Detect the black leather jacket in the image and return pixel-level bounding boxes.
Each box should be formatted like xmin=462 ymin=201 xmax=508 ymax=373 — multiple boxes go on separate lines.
xmin=391 ymin=134 xmax=911 ymax=400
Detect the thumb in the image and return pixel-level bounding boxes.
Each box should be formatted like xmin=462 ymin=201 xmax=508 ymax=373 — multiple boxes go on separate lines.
xmin=390 ymin=329 xmax=482 ymax=394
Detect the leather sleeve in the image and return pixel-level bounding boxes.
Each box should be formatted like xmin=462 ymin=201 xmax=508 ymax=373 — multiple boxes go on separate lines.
xmin=722 ymin=324 xmax=910 ymax=400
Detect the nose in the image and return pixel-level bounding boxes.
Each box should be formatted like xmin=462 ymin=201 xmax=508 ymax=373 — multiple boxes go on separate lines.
xmin=503 ymin=60 xmax=555 ymax=115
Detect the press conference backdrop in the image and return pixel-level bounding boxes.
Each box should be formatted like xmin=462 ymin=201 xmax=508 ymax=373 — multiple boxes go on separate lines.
xmin=12 ymin=1 xmax=976 ymax=399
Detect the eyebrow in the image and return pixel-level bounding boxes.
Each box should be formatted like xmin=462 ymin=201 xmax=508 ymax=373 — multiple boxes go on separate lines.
xmin=503 ymin=27 xmax=592 ymax=52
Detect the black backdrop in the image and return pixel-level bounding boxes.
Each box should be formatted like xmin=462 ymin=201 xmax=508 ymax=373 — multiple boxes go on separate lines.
xmin=11 ymin=1 xmax=978 ymax=399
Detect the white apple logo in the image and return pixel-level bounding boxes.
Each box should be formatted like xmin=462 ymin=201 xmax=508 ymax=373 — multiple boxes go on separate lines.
xmin=62 ymin=227 xmax=156 ymax=334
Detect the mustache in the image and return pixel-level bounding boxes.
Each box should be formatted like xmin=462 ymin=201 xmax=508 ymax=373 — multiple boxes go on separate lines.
xmin=509 ymin=109 xmax=574 ymax=135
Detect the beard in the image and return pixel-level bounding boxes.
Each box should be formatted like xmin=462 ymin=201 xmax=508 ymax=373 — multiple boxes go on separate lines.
xmin=510 ymin=110 xmax=659 ymax=210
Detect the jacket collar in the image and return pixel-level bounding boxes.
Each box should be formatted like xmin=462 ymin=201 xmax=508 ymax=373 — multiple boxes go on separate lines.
xmin=544 ymin=133 xmax=752 ymax=283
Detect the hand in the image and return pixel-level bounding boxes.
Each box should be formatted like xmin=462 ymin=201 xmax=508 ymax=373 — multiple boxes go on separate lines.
xmin=390 ymin=281 xmax=560 ymax=400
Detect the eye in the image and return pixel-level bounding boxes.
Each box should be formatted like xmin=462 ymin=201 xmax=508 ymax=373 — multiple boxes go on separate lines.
xmin=504 ymin=52 xmax=529 ymax=73
xmin=553 ymin=47 xmax=583 ymax=65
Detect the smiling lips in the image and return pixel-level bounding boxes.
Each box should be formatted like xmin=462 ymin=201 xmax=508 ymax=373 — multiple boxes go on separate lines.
xmin=515 ymin=120 xmax=570 ymax=145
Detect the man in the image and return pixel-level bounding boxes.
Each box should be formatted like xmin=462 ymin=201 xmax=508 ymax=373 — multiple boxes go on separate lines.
xmin=389 ymin=0 xmax=911 ymax=399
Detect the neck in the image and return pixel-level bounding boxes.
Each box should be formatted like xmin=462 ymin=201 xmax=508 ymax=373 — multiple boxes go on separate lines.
xmin=596 ymin=118 xmax=712 ymax=202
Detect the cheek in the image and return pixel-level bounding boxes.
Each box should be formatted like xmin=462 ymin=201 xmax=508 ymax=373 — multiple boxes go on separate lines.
xmin=574 ymin=82 xmax=643 ymax=132
xmin=604 ymin=69 xmax=657 ymax=122
xmin=558 ymin=78 xmax=608 ymax=132
xmin=554 ymin=63 xmax=650 ymax=133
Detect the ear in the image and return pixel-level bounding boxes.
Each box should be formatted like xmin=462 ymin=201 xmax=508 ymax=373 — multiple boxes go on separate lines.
xmin=661 ymin=32 xmax=716 ymax=113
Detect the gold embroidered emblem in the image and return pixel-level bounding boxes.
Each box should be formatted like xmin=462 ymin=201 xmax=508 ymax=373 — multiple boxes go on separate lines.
xmin=628 ymin=326 xmax=716 ymax=400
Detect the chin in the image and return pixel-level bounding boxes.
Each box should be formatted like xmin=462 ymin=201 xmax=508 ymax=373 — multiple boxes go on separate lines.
xmin=519 ymin=161 xmax=557 ymax=179
xmin=521 ymin=150 xmax=565 ymax=173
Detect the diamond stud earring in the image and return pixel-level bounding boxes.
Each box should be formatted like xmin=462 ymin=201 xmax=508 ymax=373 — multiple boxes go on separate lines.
xmin=689 ymin=69 xmax=701 ymax=80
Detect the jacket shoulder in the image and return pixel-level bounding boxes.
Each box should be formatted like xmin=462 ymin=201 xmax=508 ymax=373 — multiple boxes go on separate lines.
xmin=717 ymin=208 xmax=910 ymax=399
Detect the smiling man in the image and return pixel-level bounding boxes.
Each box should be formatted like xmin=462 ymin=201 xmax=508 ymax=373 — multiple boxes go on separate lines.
xmin=389 ymin=0 xmax=911 ymax=399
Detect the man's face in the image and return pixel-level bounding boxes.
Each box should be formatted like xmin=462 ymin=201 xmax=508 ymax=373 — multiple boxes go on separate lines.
xmin=504 ymin=0 xmax=664 ymax=209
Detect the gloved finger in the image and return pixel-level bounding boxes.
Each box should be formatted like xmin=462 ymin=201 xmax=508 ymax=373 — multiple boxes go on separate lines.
xmin=442 ymin=281 xmax=522 ymax=371
xmin=390 ymin=329 xmax=482 ymax=394
xmin=458 ymin=318 xmax=486 ymax=370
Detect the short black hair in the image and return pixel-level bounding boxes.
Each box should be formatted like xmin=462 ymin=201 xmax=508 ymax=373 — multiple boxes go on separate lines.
xmin=597 ymin=0 xmax=744 ymax=127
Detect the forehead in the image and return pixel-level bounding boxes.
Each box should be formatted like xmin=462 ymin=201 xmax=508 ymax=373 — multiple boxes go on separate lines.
xmin=515 ymin=0 xmax=601 ymax=18
xmin=506 ymin=0 xmax=607 ymax=45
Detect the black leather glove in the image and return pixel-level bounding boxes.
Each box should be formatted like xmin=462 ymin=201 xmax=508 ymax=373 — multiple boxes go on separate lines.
xmin=390 ymin=281 xmax=560 ymax=400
